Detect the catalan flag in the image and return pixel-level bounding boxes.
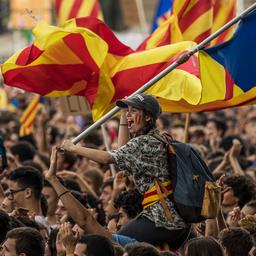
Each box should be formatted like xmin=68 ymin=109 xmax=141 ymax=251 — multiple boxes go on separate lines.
xmin=1 ymin=17 xmax=200 ymax=121
xmin=152 ymin=0 xmax=173 ymax=32
xmin=138 ymin=0 xmax=236 ymax=50
xmin=210 ymin=0 xmax=237 ymax=46
xmin=55 ymin=0 xmax=103 ymax=25
xmin=197 ymin=9 xmax=256 ymax=111
xmin=19 ymin=95 xmax=43 ymax=137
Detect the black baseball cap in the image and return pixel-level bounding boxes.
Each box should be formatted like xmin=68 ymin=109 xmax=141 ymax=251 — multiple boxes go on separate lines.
xmin=116 ymin=93 xmax=161 ymax=118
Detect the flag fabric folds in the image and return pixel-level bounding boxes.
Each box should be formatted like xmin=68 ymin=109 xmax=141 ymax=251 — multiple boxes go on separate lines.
xmin=55 ymin=0 xmax=103 ymax=25
xmin=1 ymin=17 xmax=200 ymax=121
xmin=138 ymin=0 xmax=237 ymax=50
xmin=151 ymin=0 xmax=173 ymax=32
xmin=2 ymin=8 xmax=254 ymax=120
xmin=19 ymin=95 xmax=43 ymax=137
xmin=197 ymin=9 xmax=256 ymax=111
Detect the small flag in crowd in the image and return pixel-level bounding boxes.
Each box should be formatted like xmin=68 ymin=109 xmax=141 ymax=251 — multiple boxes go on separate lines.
xmin=19 ymin=95 xmax=43 ymax=137
xmin=151 ymin=0 xmax=173 ymax=32
xmin=55 ymin=0 xmax=103 ymax=25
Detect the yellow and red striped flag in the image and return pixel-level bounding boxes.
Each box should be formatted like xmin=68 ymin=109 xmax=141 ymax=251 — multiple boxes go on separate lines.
xmin=19 ymin=94 xmax=43 ymax=137
xmin=137 ymin=0 xmax=236 ymax=50
xmin=1 ymin=18 xmax=200 ymax=121
xmin=55 ymin=0 xmax=103 ymax=25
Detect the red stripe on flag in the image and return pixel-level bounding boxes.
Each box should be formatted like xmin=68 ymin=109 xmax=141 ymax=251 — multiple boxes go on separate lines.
xmin=16 ymin=45 xmax=43 ymax=66
xmin=194 ymin=29 xmax=211 ymax=44
xmin=213 ymin=1 xmax=221 ymax=19
xmin=68 ymin=0 xmax=84 ymax=19
xmin=21 ymin=100 xmax=39 ymax=125
xmin=75 ymin=18 xmax=133 ymax=56
xmin=177 ymin=0 xmax=191 ymax=20
xmin=215 ymin=4 xmax=236 ymax=44
xmin=157 ymin=26 xmax=171 ymax=47
xmin=179 ymin=1 xmax=212 ymax=33
xmin=224 ymin=68 xmax=234 ymax=100
xmin=4 ymin=64 xmax=99 ymax=104
xmin=55 ymin=0 xmax=62 ymax=16
xmin=63 ymin=33 xmax=99 ymax=72
xmin=90 ymin=0 xmax=101 ymax=17
xmin=111 ymin=53 xmax=199 ymax=102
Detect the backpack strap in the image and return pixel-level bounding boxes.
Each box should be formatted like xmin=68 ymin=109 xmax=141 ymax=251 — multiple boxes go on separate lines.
xmin=151 ymin=133 xmax=176 ymax=155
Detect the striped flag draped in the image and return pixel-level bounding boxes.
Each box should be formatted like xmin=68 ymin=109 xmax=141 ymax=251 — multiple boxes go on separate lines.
xmin=55 ymin=0 xmax=103 ymax=25
xmin=19 ymin=95 xmax=43 ymax=137
xmin=138 ymin=0 xmax=237 ymax=50
xmin=1 ymin=18 xmax=200 ymax=121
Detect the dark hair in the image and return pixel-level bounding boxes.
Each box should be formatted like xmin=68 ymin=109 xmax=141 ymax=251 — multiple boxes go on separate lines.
xmin=10 ymin=141 xmax=36 ymax=162
xmin=219 ymin=227 xmax=253 ymax=256
xmin=102 ymin=178 xmax=114 ymax=190
xmin=124 ymin=242 xmax=160 ymax=256
xmin=21 ymin=161 xmax=43 ymax=173
xmin=207 ymin=118 xmax=227 ymax=137
xmin=7 ymin=166 xmax=44 ymax=199
xmin=223 ymin=175 xmax=255 ymax=208
xmin=40 ymin=194 xmax=48 ymax=217
xmin=219 ymin=136 xmax=246 ymax=156
xmin=185 ymin=237 xmax=224 ymax=256
xmin=114 ymin=189 xmax=143 ymax=219
xmin=6 ymin=227 xmax=44 ymax=256
xmin=77 ymin=234 xmax=114 ymax=256
xmin=64 ymin=179 xmax=82 ymax=193
xmin=62 ymin=151 xmax=77 ymax=170
xmin=0 ymin=209 xmax=11 ymax=243
xmin=16 ymin=216 xmax=41 ymax=231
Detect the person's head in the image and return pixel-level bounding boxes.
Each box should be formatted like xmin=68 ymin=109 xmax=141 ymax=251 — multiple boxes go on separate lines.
xmin=245 ymin=116 xmax=256 ymax=143
xmin=7 ymin=166 xmax=44 ymax=208
xmin=206 ymin=118 xmax=227 ymax=138
xmin=74 ymin=234 xmax=114 ymax=256
xmin=242 ymin=199 xmax=256 ymax=215
xmin=9 ymin=141 xmax=36 ymax=163
xmin=55 ymin=191 xmax=89 ymax=224
xmin=222 ymin=175 xmax=255 ymax=209
xmin=185 ymin=237 xmax=224 ymax=256
xmin=114 ymin=189 xmax=143 ymax=229
xmin=56 ymin=151 xmax=77 ymax=171
xmin=99 ymin=179 xmax=113 ymax=206
xmin=219 ymin=227 xmax=253 ymax=256
xmin=116 ymin=94 xmax=161 ymax=136
xmin=124 ymin=242 xmax=160 ymax=256
xmin=42 ymin=180 xmax=58 ymax=217
xmin=2 ymin=227 xmax=44 ymax=256
xmin=170 ymin=124 xmax=185 ymax=142
xmin=83 ymin=168 xmax=103 ymax=195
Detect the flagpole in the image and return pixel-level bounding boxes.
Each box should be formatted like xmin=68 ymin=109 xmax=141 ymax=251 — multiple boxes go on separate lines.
xmin=101 ymin=124 xmax=116 ymax=176
xmin=72 ymin=2 xmax=256 ymax=144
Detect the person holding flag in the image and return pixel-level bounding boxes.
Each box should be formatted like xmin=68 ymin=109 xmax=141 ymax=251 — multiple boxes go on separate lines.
xmin=60 ymin=93 xmax=191 ymax=249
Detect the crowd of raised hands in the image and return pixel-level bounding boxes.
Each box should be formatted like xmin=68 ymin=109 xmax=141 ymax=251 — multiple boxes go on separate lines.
xmin=1 ymin=90 xmax=256 ymax=256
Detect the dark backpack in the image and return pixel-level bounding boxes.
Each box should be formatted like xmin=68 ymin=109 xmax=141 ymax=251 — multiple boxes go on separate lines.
xmin=153 ymin=134 xmax=220 ymax=223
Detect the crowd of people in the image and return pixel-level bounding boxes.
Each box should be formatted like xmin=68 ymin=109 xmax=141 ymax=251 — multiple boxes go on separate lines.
xmin=0 ymin=87 xmax=256 ymax=256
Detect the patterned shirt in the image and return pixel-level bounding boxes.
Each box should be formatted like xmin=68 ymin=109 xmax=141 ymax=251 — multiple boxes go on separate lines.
xmin=109 ymin=130 xmax=189 ymax=230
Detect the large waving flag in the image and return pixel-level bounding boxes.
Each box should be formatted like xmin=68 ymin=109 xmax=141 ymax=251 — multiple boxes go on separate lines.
xmin=152 ymin=0 xmax=173 ymax=32
xmin=1 ymin=17 xmax=200 ymax=120
xmin=55 ymin=0 xmax=103 ymax=25
xmin=138 ymin=0 xmax=236 ymax=50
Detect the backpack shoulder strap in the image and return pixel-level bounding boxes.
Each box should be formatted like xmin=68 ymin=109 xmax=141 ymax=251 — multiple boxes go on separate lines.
xmin=151 ymin=132 xmax=176 ymax=155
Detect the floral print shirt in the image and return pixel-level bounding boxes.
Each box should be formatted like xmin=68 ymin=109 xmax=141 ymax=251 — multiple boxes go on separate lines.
xmin=109 ymin=131 xmax=189 ymax=230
